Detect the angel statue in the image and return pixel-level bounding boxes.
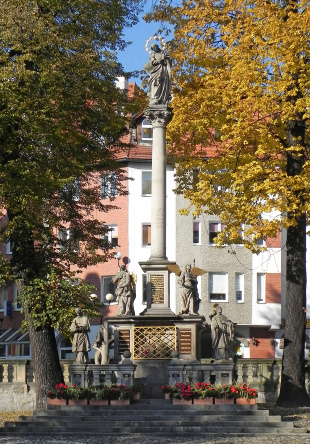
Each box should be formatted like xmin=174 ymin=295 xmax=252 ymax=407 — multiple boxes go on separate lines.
xmin=167 ymin=263 xmax=207 ymax=315
xmin=143 ymin=37 xmax=172 ymax=106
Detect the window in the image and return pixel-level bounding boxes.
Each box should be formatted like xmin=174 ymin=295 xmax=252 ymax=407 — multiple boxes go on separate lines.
xmin=193 ymin=221 xmax=201 ymax=244
xmin=58 ymin=229 xmax=79 ymax=252
xmin=59 ymin=337 xmax=75 ymax=359
xmin=101 ymin=224 xmax=118 ymax=248
xmin=142 ymin=224 xmax=151 ymax=246
xmin=209 ymin=222 xmax=226 ymax=244
xmin=257 ymin=238 xmax=265 ymax=247
xmin=141 ymin=118 xmax=152 ymax=140
xmin=235 ymin=273 xmax=244 ymax=302
xmin=101 ymin=173 xmax=118 ymax=198
xmin=142 ymin=274 xmax=147 ymax=304
xmin=5 ymin=330 xmax=30 ymax=358
xmin=0 ymin=344 xmax=5 ymax=357
xmin=7 ymin=343 xmax=30 ymax=357
xmin=142 ymin=172 xmax=152 ymax=196
xmin=257 ymin=273 xmax=266 ymax=303
xmin=6 ymin=239 xmax=12 ymax=255
xmin=101 ymin=276 xmax=117 ymax=304
xmin=0 ymin=284 xmax=8 ymax=311
xmin=209 ymin=273 xmax=228 ymax=302
xmin=13 ymin=283 xmax=22 ymax=311
xmin=61 ymin=178 xmax=80 ymax=202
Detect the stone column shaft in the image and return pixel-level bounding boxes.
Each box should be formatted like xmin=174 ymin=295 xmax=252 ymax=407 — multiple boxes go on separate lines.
xmin=151 ymin=124 xmax=167 ymax=259
xmin=145 ymin=106 xmax=172 ymax=261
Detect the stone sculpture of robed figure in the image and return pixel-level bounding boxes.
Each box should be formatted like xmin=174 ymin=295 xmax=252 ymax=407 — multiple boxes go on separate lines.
xmin=210 ymin=305 xmax=235 ymax=360
xmin=143 ymin=43 xmax=172 ymax=106
xmin=70 ymin=307 xmax=91 ymax=364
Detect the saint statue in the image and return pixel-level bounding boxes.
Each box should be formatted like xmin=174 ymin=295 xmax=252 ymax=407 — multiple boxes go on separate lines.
xmin=210 ymin=305 xmax=235 ymax=360
xmin=178 ymin=264 xmax=200 ymax=315
xmin=111 ymin=264 xmax=132 ymax=315
xmin=93 ymin=322 xmax=114 ymax=365
xmin=143 ymin=42 xmax=172 ymax=106
xmin=70 ymin=307 xmax=91 ymax=364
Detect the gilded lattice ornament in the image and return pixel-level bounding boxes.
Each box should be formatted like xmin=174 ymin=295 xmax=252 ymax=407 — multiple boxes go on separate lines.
xmin=133 ymin=326 xmax=177 ymax=359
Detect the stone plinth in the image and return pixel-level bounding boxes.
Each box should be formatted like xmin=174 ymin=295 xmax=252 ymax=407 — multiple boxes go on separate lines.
xmin=168 ymin=361 xmax=234 ymax=387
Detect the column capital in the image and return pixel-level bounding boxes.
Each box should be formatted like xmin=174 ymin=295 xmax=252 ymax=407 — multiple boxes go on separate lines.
xmin=145 ymin=105 xmax=173 ymax=128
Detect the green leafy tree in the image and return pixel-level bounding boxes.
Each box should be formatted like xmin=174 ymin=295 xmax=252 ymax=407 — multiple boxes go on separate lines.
xmin=0 ymin=0 xmax=142 ymax=407
xmin=150 ymin=0 xmax=310 ymax=406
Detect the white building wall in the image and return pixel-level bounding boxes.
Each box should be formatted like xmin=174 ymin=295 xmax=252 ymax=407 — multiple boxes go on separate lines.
xmin=252 ymin=248 xmax=282 ymax=326
xmin=127 ymin=162 xmax=176 ymax=315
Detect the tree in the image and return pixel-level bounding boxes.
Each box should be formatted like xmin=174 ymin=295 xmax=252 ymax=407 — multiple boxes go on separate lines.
xmin=149 ymin=0 xmax=310 ymax=406
xmin=0 ymin=0 xmax=142 ymax=407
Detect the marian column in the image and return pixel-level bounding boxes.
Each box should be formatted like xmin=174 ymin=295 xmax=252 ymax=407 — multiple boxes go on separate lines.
xmin=139 ymin=37 xmax=175 ymax=314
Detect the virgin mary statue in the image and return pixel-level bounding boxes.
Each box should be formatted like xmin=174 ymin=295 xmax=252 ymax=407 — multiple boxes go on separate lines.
xmin=143 ymin=43 xmax=171 ymax=106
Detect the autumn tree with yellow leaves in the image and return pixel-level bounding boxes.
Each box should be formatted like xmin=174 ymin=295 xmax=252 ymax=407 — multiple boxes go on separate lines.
xmin=150 ymin=0 xmax=310 ymax=405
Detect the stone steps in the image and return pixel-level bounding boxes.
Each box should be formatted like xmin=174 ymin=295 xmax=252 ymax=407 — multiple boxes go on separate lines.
xmin=0 ymin=401 xmax=307 ymax=437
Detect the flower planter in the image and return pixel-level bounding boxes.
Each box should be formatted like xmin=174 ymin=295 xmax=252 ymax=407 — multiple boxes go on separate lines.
xmin=172 ymin=398 xmax=193 ymax=405
xmin=235 ymin=398 xmax=256 ymax=405
xmin=89 ymin=399 xmax=109 ymax=406
xmin=110 ymin=399 xmax=130 ymax=405
xmin=133 ymin=393 xmax=141 ymax=401
xmin=164 ymin=393 xmax=170 ymax=400
xmin=68 ymin=399 xmax=88 ymax=406
xmin=47 ymin=398 xmax=67 ymax=406
xmin=214 ymin=398 xmax=235 ymax=405
xmin=194 ymin=398 xmax=214 ymax=405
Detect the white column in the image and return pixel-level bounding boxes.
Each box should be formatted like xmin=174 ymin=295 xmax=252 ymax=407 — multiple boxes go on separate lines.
xmin=145 ymin=106 xmax=172 ymax=261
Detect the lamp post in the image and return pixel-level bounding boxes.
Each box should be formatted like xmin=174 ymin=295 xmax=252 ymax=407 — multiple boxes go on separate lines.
xmin=89 ymin=293 xmax=102 ymax=324
xmin=106 ymin=293 xmax=114 ymax=305
xmin=114 ymin=251 xmax=122 ymax=267
xmin=89 ymin=293 xmax=98 ymax=303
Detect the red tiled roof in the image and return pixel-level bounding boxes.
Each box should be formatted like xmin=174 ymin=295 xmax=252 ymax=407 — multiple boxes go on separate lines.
xmin=113 ymin=144 xmax=152 ymax=161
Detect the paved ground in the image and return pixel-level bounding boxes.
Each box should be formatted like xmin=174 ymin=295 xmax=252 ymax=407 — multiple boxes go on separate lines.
xmin=0 ymin=436 xmax=309 ymax=444
xmin=1 ymin=405 xmax=310 ymax=443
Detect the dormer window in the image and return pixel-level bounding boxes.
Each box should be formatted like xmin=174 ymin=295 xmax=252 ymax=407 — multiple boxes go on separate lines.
xmin=141 ymin=119 xmax=153 ymax=141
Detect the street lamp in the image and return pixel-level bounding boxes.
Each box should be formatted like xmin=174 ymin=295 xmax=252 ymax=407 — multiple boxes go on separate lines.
xmin=106 ymin=293 xmax=114 ymax=305
xmin=89 ymin=293 xmax=98 ymax=304
xmin=114 ymin=251 xmax=122 ymax=267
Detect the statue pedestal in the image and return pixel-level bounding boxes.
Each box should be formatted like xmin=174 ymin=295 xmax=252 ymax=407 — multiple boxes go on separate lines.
xmin=69 ymin=363 xmax=136 ymax=387
xmin=69 ymin=364 xmax=88 ymax=387
xmin=139 ymin=260 xmax=176 ymax=315
xmin=168 ymin=361 xmax=234 ymax=387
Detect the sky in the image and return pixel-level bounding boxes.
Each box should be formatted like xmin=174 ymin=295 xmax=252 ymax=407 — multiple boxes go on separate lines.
xmin=117 ymin=5 xmax=168 ymax=86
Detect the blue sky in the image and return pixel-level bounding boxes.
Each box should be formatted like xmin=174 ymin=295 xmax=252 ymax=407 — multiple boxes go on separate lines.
xmin=117 ymin=7 xmax=167 ymax=86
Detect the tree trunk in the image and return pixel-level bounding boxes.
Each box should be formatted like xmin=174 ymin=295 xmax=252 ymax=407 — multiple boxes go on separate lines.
xmin=28 ymin=322 xmax=64 ymax=409
xmin=276 ymin=119 xmax=310 ymax=406
xmin=8 ymin=213 xmax=64 ymax=409
xmin=277 ymin=215 xmax=310 ymax=406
